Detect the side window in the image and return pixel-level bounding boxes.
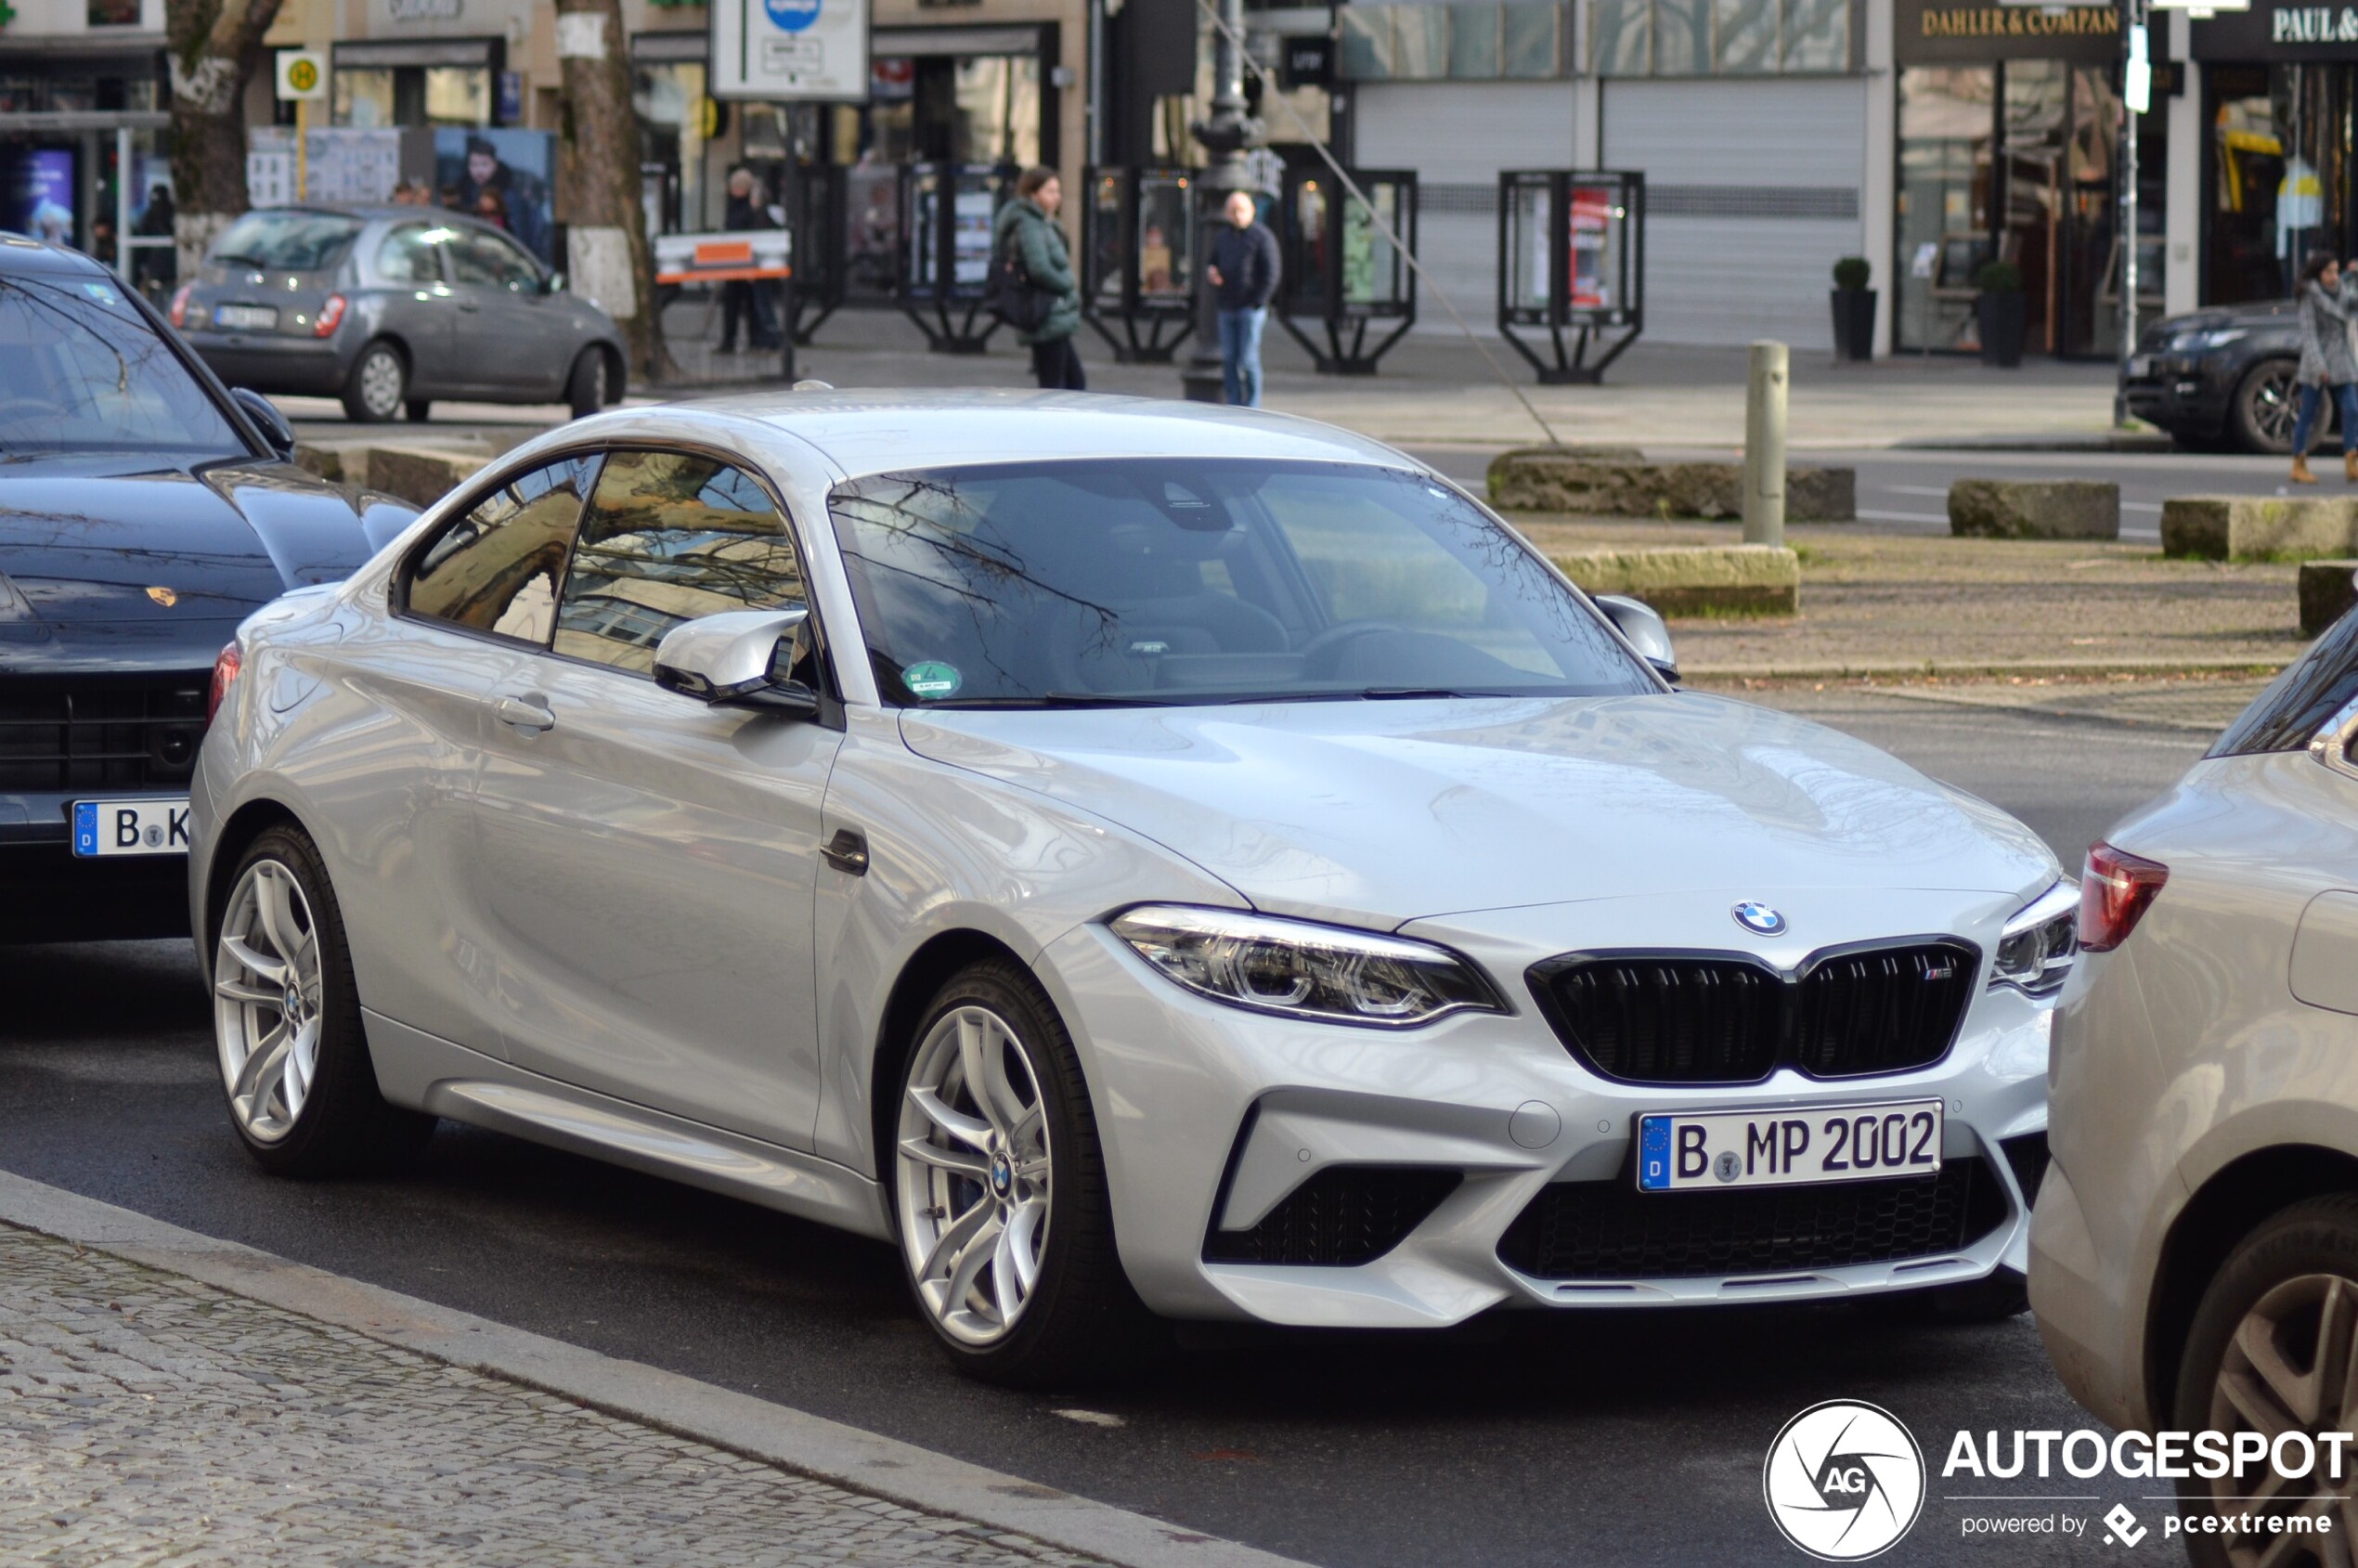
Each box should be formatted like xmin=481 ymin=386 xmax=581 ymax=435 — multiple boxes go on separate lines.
xmin=449 ymin=228 xmax=540 ymax=292
xmin=376 ymin=226 xmax=443 ymax=286
xmin=2213 ymin=610 xmax=2358 ymax=757
xmin=403 ymin=455 xmax=602 ymax=643
xmin=554 ymin=449 xmax=805 ymax=675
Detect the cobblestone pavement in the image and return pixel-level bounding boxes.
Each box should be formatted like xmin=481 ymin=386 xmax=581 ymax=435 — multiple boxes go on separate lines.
xmin=0 ymin=1224 xmax=1113 ymax=1568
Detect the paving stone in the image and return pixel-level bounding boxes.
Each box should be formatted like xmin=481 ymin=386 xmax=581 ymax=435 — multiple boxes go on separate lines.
xmin=0 ymin=1225 xmax=1114 ymax=1568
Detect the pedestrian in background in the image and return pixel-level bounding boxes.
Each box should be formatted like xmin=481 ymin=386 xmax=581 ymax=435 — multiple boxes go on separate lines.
xmin=2292 ymin=249 xmax=2358 ymax=485
xmin=719 ymin=168 xmax=782 ymax=355
xmin=995 ymin=167 xmax=1084 ymax=391
xmin=1206 ymin=188 xmax=1280 ymax=408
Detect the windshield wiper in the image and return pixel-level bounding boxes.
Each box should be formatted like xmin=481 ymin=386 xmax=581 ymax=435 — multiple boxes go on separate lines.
xmin=211 ymin=253 xmax=269 ymax=270
xmin=1225 ymin=687 xmax=1520 ymax=705
xmin=917 ymin=692 xmax=1184 ymax=709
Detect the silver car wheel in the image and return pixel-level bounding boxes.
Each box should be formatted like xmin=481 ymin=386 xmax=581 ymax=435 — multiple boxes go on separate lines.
xmin=214 ymin=858 xmax=325 ymax=1144
xmin=2206 ymin=1272 xmax=2358 ymax=1554
xmin=895 ymin=1005 xmax=1053 ymax=1347
xmin=356 ymin=348 xmax=404 ymax=420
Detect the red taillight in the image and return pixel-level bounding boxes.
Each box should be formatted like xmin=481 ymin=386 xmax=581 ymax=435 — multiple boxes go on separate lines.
xmin=2079 ymin=841 xmax=2169 ymax=953
xmin=168 ymin=284 xmax=192 ymax=329
xmin=208 ymin=642 xmax=242 ymax=724
xmin=314 ymin=294 xmax=346 ymax=337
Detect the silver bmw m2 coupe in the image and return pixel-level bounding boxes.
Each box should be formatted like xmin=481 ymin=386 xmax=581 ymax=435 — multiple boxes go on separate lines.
xmin=190 ymin=391 xmax=2071 ymax=1382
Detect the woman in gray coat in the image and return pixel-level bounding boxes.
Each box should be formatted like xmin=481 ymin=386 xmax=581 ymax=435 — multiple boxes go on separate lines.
xmin=2291 ymin=250 xmax=2358 ymax=484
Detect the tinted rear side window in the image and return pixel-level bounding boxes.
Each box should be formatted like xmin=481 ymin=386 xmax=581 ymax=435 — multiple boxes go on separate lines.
xmin=404 ymin=455 xmax=602 ymax=643
xmin=2210 ymin=608 xmax=2358 ymax=757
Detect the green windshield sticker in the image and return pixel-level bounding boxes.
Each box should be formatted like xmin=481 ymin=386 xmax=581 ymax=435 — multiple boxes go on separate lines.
xmin=902 ymin=661 xmax=963 ymax=700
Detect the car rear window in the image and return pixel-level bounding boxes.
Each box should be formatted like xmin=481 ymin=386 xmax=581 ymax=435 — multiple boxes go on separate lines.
xmin=2210 ymin=606 xmax=2358 ymax=757
xmin=210 ymin=210 xmax=363 ymax=273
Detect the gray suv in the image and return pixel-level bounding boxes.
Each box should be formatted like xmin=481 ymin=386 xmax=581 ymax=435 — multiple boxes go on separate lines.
xmin=172 ymin=206 xmax=627 ymax=423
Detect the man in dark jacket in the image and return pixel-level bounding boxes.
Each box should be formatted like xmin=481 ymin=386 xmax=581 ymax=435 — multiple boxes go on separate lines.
xmin=1205 ymin=189 xmax=1280 ymax=408
xmin=719 ymin=168 xmax=782 ymax=354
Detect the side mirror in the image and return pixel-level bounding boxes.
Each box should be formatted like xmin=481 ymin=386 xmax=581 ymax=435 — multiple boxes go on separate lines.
xmin=1595 ymin=594 xmax=1679 ymax=684
xmin=653 ymin=607 xmax=820 ymax=718
xmin=543 ymin=271 xmax=566 ymax=295
xmin=231 ymin=386 xmax=296 ymax=458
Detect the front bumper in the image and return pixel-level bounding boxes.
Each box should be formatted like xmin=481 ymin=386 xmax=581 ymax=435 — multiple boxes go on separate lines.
xmin=1043 ymin=886 xmax=2054 ymax=1328
xmin=0 ymin=801 xmax=190 ymax=942
xmin=2120 ymin=354 xmax=2231 ymax=434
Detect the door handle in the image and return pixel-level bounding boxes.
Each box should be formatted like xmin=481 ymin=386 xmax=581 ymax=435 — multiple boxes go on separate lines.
xmin=821 ymin=828 xmax=869 ymax=876
xmin=491 ymin=694 xmax=555 ymax=732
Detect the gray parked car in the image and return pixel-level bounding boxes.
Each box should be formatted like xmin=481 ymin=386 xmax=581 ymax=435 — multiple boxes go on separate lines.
xmin=172 ymin=206 xmax=627 ymax=424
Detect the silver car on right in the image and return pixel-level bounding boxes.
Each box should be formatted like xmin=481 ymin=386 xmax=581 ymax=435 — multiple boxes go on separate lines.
xmin=2033 ymin=613 xmax=2358 ymax=1558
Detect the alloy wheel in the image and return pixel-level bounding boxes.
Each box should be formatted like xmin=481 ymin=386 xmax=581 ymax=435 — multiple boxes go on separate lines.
xmin=895 ymin=1004 xmax=1053 ymax=1346
xmin=2204 ymin=1271 xmax=2358 ymax=1561
xmin=357 ymin=349 xmax=404 ymax=420
xmin=213 ymin=859 xmax=325 ymax=1144
xmin=2251 ymin=367 xmax=2300 ymax=452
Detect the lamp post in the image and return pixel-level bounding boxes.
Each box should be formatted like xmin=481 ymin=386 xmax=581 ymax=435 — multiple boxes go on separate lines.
xmin=1179 ymin=0 xmax=1263 ymax=403
xmin=2117 ymin=0 xmax=2150 ymax=426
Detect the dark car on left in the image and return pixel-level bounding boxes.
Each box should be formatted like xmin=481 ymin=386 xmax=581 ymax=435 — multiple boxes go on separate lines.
xmin=0 ymin=233 xmax=416 ymax=940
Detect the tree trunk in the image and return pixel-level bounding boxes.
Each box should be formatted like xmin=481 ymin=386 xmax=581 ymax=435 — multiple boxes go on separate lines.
xmin=555 ymin=0 xmax=660 ymax=382
xmin=166 ymin=0 xmax=283 ymax=280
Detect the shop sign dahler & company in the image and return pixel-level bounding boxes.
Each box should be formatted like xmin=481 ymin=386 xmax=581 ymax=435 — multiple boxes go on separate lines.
xmin=1896 ymin=0 xmax=2123 ymax=63
xmin=2193 ymin=1 xmax=2358 ymax=58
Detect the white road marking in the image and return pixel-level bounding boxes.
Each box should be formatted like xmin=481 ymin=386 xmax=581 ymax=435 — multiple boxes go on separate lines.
xmin=1055 ymin=1409 xmax=1129 ymax=1429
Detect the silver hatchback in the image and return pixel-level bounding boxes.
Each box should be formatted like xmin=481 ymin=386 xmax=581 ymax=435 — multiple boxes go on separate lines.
xmin=172 ymin=206 xmax=627 ymax=423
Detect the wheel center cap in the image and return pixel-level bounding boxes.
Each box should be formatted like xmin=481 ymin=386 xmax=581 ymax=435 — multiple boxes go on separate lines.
xmin=989 ymin=1153 xmax=1013 ymax=1199
xmin=282 ymin=986 xmax=302 ymax=1017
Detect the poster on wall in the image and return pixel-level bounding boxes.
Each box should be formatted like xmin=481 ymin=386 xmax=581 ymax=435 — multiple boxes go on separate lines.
xmin=710 ymin=0 xmax=871 ymax=102
xmin=306 ymin=129 xmax=404 ymax=206
xmin=0 ymin=149 xmax=76 ymax=246
xmin=432 ymin=128 xmax=557 ymax=265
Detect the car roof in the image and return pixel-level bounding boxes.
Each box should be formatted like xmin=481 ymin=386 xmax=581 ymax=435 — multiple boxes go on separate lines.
xmin=0 ymin=235 xmax=113 ymax=279
xmin=681 ymin=388 xmax=1423 ymax=479
xmin=230 ymin=204 xmax=510 ymax=235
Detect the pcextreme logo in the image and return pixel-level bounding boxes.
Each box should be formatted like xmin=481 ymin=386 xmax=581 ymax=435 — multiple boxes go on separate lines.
xmin=1764 ymin=1400 xmax=1927 ymax=1561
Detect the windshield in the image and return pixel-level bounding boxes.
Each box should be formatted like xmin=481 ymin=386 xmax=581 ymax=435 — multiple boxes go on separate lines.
xmin=827 ymin=459 xmax=1655 ymax=707
xmin=0 ymin=272 xmax=246 ymax=458
xmin=209 ymin=210 xmax=363 ymax=272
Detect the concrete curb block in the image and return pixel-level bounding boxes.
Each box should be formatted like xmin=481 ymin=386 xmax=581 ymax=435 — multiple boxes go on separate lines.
xmin=2300 ymin=560 xmax=2358 ymax=635
xmin=0 ymin=1171 xmax=1307 ymax=1568
xmin=1869 ymin=686 xmax=2232 ymax=733
xmin=2161 ymin=495 xmax=2358 ymax=560
xmin=362 ymin=444 xmax=492 ymax=510
xmin=1682 ymin=655 xmax=2287 ymax=682
xmin=1947 ymin=479 xmax=2119 ymax=539
xmin=1551 ymin=545 xmax=1800 ymax=616
xmin=1488 ymin=451 xmax=1855 ymax=522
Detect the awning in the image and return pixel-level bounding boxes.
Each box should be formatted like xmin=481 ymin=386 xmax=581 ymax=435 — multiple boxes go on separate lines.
xmin=332 ymin=36 xmax=503 ymax=70
xmin=631 ymin=31 xmax=709 ymax=63
xmin=870 ymin=24 xmax=1050 ymax=58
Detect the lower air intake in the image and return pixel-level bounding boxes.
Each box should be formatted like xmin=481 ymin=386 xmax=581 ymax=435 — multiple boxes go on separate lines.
xmin=1204 ymin=1165 xmax=1462 ymax=1267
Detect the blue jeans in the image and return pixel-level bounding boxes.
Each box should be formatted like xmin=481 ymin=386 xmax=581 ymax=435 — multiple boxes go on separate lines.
xmin=2296 ymin=382 xmax=2358 ymax=457
xmin=1218 ymin=307 xmax=1266 ymax=408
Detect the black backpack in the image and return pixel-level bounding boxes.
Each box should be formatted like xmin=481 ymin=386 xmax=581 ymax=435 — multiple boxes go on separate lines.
xmin=985 ymin=220 xmax=1054 ymax=333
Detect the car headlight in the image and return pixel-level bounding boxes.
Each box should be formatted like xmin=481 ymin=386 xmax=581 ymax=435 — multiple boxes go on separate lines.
xmin=1990 ymin=879 xmax=2079 ymax=997
xmin=1108 ymin=905 xmax=1507 ymax=1028
xmin=2169 ymin=327 xmax=2248 ymax=352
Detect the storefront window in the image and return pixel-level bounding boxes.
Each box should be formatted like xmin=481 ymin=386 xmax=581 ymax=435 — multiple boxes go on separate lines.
xmin=334 ymin=66 xmax=488 ymax=129
xmin=950 ymin=57 xmax=1040 ymax=166
xmin=2207 ymin=65 xmax=2357 ymax=306
xmin=633 ymin=58 xmax=709 ymax=233
xmin=1588 ymin=0 xmax=1852 ymax=76
xmin=1897 ymin=66 xmax=1995 ymax=352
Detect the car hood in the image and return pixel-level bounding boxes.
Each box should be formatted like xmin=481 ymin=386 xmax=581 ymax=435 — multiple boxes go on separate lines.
xmin=0 ymin=454 xmax=412 ymax=672
xmin=899 ymin=692 xmax=2059 ymax=927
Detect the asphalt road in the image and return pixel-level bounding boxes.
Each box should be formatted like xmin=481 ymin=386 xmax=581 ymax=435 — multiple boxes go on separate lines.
xmin=0 ymin=693 xmax=2211 ymax=1568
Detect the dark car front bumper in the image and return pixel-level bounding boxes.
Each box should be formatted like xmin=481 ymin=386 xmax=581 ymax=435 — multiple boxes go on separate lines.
xmin=2120 ymin=351 xmax=2235 ymax=436
xmin=0 ymin=811 xmax=191 ymax=941
xmin=186 ymin=334 xmax=351 ymax=398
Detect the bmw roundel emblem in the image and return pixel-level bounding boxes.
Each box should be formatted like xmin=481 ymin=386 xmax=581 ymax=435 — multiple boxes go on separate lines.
xmin=1732 ymin=901 xmax=1788 ymax=937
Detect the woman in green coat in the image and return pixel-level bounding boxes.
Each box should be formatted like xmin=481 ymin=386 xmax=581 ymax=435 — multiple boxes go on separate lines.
xmin=994 ymin=166 xmax=1085 ymax=391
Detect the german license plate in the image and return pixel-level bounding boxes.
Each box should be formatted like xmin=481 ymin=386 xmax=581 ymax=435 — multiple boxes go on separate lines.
xmin=2128 ymin=355 xmax=2155 ymax=378
xmin=1636 ymin=1099 xmax=1943 ymax=1192
xmin=71 ymin=798 xmax=191 ymax=857
xmin=213 ymin=305 xmax=279 ymax=330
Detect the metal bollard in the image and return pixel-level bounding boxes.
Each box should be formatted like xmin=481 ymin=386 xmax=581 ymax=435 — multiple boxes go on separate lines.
xmin=1743 ymin=341 xmax=1789 ymax=548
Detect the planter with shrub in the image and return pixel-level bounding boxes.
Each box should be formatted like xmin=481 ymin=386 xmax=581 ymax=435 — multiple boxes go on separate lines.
xmin=1830 ymin=256 xmax=1875 ymax=361
xmin=1974 ymin=260 xmax=2028 ymax=368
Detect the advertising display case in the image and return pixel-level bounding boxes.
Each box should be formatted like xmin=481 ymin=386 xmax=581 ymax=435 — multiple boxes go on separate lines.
xmin=786 ymin=161 xmax=847 ymax=343
xmin=1080 ymin=166 xmax=1198 ymax=363
xmin=1276 ymin=166 xmax=1419 ymax=375
xmin=1496 ymin=169 xmax=1645 ymax=384
xmin=899 ymin=161 xmax=1017 ymax=353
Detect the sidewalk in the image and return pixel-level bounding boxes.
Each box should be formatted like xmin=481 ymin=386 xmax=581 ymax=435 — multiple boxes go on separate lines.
xmin=0 ymin=1220 xmax=1116 ymax=1568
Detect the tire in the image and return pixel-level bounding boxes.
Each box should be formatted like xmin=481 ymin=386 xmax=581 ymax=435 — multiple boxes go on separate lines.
xmin=887 ymin=958 xmax=1159 ymax=1386
xmin=2228 ymin=358 xmax=2304 ymax=455
xmin=341 ymin=340 xmax=408 ymax=423
xmin=211 ymin=824 xmax=434 ymax=1177
xmin=565 ymin=348 xmax=609 ymax=420
xmin=405 ymin=398 xmax=432 ymax=422
xmin=2170 ymin=1195 xmax=2358 ymax=1564
xmin=1860 ymin=1267 xmax=2030 ymax=1324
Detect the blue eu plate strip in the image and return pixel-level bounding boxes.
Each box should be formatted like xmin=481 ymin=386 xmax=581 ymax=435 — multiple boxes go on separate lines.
xmin=1638 ymin=1115 xmax=1671 ymax=1191
xmin=71 ymin=801 xmax=98 ymax=858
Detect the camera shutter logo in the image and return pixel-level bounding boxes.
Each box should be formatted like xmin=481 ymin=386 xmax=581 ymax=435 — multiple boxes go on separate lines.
xmin=1762 ymin=1400 xmax=1924 ymax=1561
